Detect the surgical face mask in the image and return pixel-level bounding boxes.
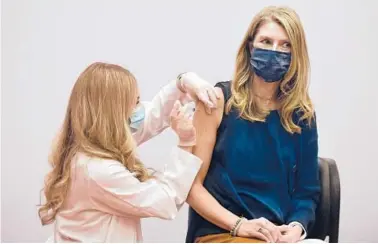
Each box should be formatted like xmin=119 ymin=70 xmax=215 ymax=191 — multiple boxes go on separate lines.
xmin=129 ymin=103 xmax=145 ymax=133
xmin=250 ymin=47 xmax=291 ymax=82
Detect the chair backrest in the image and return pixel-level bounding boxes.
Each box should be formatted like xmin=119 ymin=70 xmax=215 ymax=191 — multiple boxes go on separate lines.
xmin=328 ymin=159 xmax=341 ymax=243
xmin=308 ymin=158 xmax=331 ymax=240
xmin=308 ymin=158 xmax=340 ymax=242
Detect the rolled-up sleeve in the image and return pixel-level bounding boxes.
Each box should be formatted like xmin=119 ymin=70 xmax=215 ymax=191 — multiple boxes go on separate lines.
xmin=87 ymin=147 xmax=202 ymax=220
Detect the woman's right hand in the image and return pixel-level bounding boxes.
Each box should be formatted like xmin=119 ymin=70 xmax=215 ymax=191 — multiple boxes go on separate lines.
xmin=170 ymin=100 xmax=196 ymax=147
xmin=237 ymin=217 xmax=282 ymax=243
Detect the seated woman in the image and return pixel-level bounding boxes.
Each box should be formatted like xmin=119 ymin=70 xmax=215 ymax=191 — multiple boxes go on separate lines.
xmin=186 ymin=6 xmax=321 ymax=243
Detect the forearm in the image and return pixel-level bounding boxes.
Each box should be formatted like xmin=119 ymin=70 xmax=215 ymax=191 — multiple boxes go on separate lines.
xmin=287 ymin=115 xmax=320 ymax=231
xmin=150 ymin=80 xmax=187 ymax=124
xmin=288 ymin=172 xmax=319 ymax=229
xmin=134 ymin=81 xmax=186 ymax=145
xmin=287 ymin=200 xmax=317 ymax=231
xmin=187 ymin=183 xmax=239 ymax=231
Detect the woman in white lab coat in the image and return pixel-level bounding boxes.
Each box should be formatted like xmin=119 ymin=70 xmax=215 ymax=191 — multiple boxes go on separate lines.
xmin=38 ymin=62 xmax=217 ymax=242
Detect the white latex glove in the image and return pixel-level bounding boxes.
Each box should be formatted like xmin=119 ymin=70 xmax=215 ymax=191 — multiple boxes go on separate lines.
xmin=170 ymin=100 xmax=196 ymax=147
xmin=177 ymin=72 xmax=220 ymax=114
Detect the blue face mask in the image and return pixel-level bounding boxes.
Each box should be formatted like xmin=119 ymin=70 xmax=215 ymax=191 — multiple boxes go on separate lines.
xmin=129 ymin=104 xmax=145 ymax=133
xmin=250 ymin=47 xmax=291 ymax=82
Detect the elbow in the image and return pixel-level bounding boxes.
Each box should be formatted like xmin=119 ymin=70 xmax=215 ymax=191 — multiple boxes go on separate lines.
xmin=161 ymin=211 xmax=177 ymax=220
xmin=148 ymin=207 xmax=179 ymax=220
xmin=187 ymin=181 xmax=203 ymax=205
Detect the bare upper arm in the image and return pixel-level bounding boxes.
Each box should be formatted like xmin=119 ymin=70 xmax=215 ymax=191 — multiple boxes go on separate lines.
xmin=192 ymin=87 xmax=224 ymax=184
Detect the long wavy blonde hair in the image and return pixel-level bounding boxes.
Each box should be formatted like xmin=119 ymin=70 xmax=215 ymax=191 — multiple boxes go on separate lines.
xmin=226 ymin=6 xmax=314 ymax=134
xmin=38 ymin=62 xmax=151 ymax=225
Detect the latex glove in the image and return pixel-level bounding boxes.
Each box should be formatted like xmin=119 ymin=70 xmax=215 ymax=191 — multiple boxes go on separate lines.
xmin=170 ymin=100 xmax=196 ymax=147
xmin=177 ymin=72 xmax=220 ymax=114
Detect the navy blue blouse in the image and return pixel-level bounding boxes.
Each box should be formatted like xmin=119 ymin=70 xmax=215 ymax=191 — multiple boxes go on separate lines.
xmin=186 ymin=81 xmax=320 ymax=242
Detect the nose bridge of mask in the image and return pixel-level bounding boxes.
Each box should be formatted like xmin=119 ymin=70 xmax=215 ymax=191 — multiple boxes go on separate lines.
xmin=264 ymin=41 xmax=287 ymax=53
xmin=272 ymin=43 xmax=278 ymax=51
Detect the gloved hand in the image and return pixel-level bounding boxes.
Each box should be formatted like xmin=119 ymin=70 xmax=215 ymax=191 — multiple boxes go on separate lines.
xmin=177 ymin=72 xmax=220 ymax=114
xmin=170 ymin=100 xmax=196 ymax=147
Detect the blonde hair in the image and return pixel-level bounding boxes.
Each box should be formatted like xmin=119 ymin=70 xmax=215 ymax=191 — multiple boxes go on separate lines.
xmin=38 ymin=62 xmax=151 ymax=225
xmin=226 ymin=6 xmax=314 ymax=134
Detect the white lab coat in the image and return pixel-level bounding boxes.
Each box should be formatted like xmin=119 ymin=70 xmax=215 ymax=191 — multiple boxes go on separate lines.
xmin=133 ymin=80 xmax=191 ymax=146
xmin=50 ymin=81 xmax=202 ymax=242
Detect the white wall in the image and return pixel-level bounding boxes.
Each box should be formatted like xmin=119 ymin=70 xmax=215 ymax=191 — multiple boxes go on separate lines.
xmin=0 ymin=0 xmax=2 ymax=241
xmin=2 ymin=0 xmax=378 ymax=242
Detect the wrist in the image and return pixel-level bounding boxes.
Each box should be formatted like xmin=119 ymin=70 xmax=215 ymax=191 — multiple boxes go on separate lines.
xmin=178 ymin=140 xmax=196 ymax=147
xmin=178 ymin=135 xmax=196 ymax=147
xmin=230 ymin=216 xmax=246 ymax=236
xmin=178 ymin=145 xmax=193 ymax=153
xmin=222 ymin=215 xmax=240 ymax=232
xmin=292 ymin=225 xmax=303 ymax=235
xmin=288 ymin=221 xmax=306 ymax=239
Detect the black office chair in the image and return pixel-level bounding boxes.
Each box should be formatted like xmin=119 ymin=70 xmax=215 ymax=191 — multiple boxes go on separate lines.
xmin=307 ymin=158 xmax=341 ymax=243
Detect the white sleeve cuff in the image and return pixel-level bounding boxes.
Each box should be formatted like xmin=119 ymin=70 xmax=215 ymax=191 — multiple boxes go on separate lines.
xmin=288 ymin=221 xmax=307 ymax=240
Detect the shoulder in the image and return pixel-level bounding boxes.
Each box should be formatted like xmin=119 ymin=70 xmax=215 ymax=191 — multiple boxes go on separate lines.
xmin=214 ymin=80 xmax=231 ymax=88
xmin=194 ymin=81 xmax=230 ymax=128
xmin=214 ymin=81 xmax=232 ymax=101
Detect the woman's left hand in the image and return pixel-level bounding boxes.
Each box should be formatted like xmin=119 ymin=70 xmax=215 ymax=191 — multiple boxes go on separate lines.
xmin=278 ymin=225 xmax=303 ymax=243
xmin=177 ymin=72 xmax=220 ymax=114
